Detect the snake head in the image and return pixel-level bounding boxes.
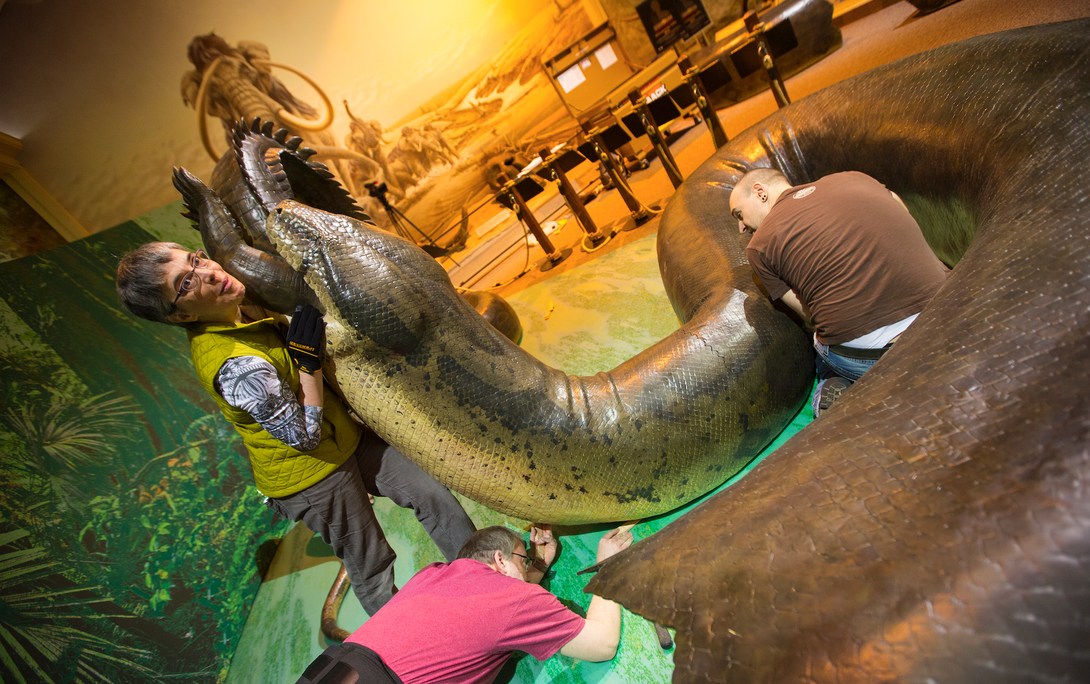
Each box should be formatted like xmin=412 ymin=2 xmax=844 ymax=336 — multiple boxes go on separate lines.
xmin=267 ymin=200 xmax=448 ymax=357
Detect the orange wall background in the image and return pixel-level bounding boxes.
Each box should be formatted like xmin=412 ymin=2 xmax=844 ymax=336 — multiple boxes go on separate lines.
xmin=0 ymin=0 xmax=571 ymax=233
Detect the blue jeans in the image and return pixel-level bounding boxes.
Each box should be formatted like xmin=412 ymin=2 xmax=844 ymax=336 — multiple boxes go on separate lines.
xmin=814 ymin=340 xmax=877 ymax=382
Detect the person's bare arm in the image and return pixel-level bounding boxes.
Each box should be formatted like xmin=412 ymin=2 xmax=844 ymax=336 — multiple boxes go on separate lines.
xmin=558 ymin=524 xmax=635 ymax=662
xmin=297 ymin=369 xmax=323 ymax=407
xmin=779 ymin=290 xmax=809 ymax=324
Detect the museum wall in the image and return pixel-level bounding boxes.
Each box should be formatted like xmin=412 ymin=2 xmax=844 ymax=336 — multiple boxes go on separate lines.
xmin=0 ymin=0 xmax=593 ymax=237
xmin=597 ymin=0 xmax=744 ymax=67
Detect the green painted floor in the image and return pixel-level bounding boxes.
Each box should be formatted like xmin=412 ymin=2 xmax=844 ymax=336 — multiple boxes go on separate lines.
xmin=226 ymin=233 xmax=815 ymax=683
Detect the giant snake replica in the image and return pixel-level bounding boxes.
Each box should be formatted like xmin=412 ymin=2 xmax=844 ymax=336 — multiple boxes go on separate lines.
xmin=174 ymin=19 xmax=1089 ymax=682
xmin=582 ymin=20 xmax=1090 ymax=683
xmin=176 ymin=115 xmax=811 ymax=525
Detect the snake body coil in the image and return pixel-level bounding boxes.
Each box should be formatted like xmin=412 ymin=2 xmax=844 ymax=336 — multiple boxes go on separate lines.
xmin=266 ymin=196 xmax=811 ymax=524
xmin=585 ymin=20 xmax=1090 ymax=683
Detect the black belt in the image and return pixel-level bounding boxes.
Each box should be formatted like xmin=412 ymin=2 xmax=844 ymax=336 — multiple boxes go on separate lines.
xmin=298 ymin=643 xmax=404 ymax=684
xmin=828 ymin=343 xmax=893 ymax=360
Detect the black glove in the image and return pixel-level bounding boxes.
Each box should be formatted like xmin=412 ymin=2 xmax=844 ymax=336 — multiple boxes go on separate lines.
xmin=286 ymin=305 xmax=324 ymax=374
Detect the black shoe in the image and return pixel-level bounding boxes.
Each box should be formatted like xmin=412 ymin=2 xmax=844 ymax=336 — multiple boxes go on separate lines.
xmin=812 ymin=377 xmax=852 ymax=417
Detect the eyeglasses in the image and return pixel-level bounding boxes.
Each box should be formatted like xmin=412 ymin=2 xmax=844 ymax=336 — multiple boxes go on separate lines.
xmin=173 ymin=249 xmax=209 ymax=304
xmin=511 ymin=551 xmax=532 ymax=565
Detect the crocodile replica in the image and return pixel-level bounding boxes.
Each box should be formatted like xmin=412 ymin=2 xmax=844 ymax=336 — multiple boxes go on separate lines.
xmin=580 ymin=20 xmax=1090 ymax=683
xmin=172 ymin=119 xmax=522 ymax=344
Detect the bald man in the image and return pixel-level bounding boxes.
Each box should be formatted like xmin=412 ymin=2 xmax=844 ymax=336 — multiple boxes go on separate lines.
xmin=729 ymin=169 xmax=948 ymax=415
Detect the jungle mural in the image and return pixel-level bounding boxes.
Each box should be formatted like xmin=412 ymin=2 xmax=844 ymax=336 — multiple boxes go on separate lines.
xmin=0 ymin=220 xmax=287 ymax=682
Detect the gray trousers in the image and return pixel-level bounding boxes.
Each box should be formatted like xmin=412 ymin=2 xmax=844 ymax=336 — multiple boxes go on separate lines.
xmin=265 ymin=429 xmax=476 ymax=616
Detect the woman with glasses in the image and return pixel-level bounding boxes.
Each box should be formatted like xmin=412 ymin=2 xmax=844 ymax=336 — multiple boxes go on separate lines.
xmin=115 ymin=242 xmax=476 ymax=617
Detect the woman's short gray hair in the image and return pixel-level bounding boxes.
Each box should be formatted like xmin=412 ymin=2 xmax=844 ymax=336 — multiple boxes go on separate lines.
xmin=116 ymin=242 xmax=185 ymax=325
xmin=456 ymin=526 xmax=522 ymax=564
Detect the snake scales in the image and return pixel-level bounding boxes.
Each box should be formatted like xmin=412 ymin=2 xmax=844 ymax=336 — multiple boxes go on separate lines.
xmin=179 ymin=18 xmax=1088 ymax=680
xmin=265 ymin=198 xmax=811 ymax=524
xmin=580 ymin=20 xmax=1090 ymax=683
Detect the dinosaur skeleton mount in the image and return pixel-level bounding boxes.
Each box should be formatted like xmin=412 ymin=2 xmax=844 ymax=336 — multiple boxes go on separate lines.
xmin=192 ymin=56 xmax=335 ymax=162
xmin=184 ymin=37 xmax=394 ymax=213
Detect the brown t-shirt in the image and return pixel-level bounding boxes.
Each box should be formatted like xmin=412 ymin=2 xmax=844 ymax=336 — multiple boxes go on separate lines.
xmin=746 ymin=172 xmax=948 ymax=345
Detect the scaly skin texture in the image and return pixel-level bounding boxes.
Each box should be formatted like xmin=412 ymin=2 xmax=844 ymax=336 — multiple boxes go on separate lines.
xmin=173 ymin=119 xmax=353 ymax=314
xmin=174 ymin=120 xmax=523 ymax=341
xmin=266 ymin=201 xmax=811 ymax=524
xmin=584 ymin=21 xmax=1090 ymax=683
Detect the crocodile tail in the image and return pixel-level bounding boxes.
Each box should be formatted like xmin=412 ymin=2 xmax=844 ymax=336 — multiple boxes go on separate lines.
xmin=173 ymin=167 xmax=237 ymax=249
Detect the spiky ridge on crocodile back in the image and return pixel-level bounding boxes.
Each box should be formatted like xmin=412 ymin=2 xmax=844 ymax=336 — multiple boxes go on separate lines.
xmin=177 ymin=118 xmax=369 ymax=313
xmin=266 ymin=198 xmax=812 ymax=524
xmin=584 ymin=20 xmax=1090 ymax=683
xmin=232 ymin=118 xmax=370 ymax=231
xmin=278 ymin=152 xmax=371 ymax=224
xmin=232 ymin=118 xmax=300 ymax=240
xmin=208 ymin=118 xmax=303 ymax=256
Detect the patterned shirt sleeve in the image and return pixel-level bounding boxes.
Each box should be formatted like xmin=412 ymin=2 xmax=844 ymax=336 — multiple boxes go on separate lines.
xmin=214 ymin=356 xmax=323 ymax=450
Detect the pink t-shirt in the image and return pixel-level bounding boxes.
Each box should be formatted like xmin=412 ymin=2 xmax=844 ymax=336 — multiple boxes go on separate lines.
xmin=346 ymin=559 xmax=586 ymax=684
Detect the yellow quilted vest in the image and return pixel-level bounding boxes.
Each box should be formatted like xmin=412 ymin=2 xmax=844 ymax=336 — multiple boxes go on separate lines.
xmin=188 ymin=317 xmax=360 ymax=497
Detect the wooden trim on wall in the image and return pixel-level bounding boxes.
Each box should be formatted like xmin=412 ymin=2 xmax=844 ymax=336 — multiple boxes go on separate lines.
xmin=1 ymin=131 xmax=90 ymax=242
xmin=0 ymin=131 xmax=21 ymax=175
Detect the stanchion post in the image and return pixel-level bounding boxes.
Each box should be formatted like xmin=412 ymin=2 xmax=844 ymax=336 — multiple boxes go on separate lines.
xmin=496 ymin=172 xmax=570 ymax=271
xmin=538 ymin=147 xmax=609 ymax=249
xmin=627 ymin=88 xmax=685 ymax=189
xmin=579 ymin=122 xmax=652 ymax=226
xmin=743 ymin=11 xmax=791 ymax=109
xmin=678 ymin=55 xmax=729 ymax=149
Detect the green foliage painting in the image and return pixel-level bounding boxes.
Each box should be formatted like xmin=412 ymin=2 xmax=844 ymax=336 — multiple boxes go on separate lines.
xmin=0 ymin=221 xmax=288 ymax=682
